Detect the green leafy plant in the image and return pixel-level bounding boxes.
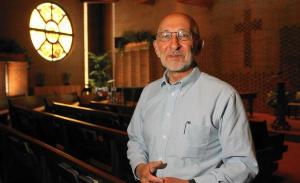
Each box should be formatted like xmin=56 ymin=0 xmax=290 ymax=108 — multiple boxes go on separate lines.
xmin=266 ymin=90 xmax=289 ymax=108
xmin=88 ymin=52 xmax=112 ymax=88
xmin=0 ymin=38 xmax=25 ymax=53
xmin=0 ymin=38 xmax=31 ymax=62
xmin=116 ymin=31 xmax=155 ymax=50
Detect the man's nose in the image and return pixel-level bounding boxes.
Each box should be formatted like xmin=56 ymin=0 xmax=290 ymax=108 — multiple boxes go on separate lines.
xmin=170 ymin=34 xmax=181 ymax=50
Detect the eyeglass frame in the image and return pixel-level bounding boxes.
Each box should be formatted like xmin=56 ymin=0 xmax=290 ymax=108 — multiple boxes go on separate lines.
xmin=156 ymin=30 xmax=193 ymax=42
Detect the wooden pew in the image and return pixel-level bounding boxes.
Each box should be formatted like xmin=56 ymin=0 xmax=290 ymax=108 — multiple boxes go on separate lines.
xmin=0 ymin=97 xmax=9 ymax=125
xmin=120 ymin=87 xmax=143 ymax=105
xmin=44 ymin=93 xmax=79 ymax=111
xmin=8 ymin=95 xmax=45 ymax=110
xmin=87 ymin=101 xmax=134 ymax=127
xmin=0 ymin=124 xmax=126 ymax=183
xmin=78 ymin=93 xmax=104 ymax=107
xmin=253 ymin=147 xmax=276 ymax=183
xmin=249 ymin=120 xmax=288 ymax=183
xmin=249 ymin=120 xmax=288 ymax=161
xmin=50 ymin=101 xmax=129 ymax=130
xmin=9 ymin=104 xmax=40 ymax=137
xmin=9 ymin=102 xmax=289 ymax=183
xmin=287 ymin=91 xmax=300 ymax=118
xmin=89 ymin=100 xmax=135 ymax=116
xmin=8 ymin=104 xmax=134 ymax=182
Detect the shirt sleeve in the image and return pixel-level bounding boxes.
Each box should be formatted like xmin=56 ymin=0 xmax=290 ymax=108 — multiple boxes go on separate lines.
xmin=127 ymin=88 xmax=149 ymax=179
xmin=194 ymin=92 xmax=259 ymax=183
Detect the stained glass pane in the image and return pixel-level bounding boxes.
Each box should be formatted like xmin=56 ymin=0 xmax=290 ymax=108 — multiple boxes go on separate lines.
xmin=59 ymin=35 xmax=72 ymax=52
xmin=53 ymin=43 xmax=66 ymax=61
xmin=52 ymin=4 xmax=65 ymax=23
xmin=29 ymin=2 xmax=73 ymax=62
xmin=59 ymin=16 xmax=73 ymax=34
xmin=46 ymin=32 xmax=59 ymax=44
xmin=30 ymin=30 xmax=46 ymax=49
xmin=45 ymin=21 xmax=59 ymax=43
xmin=39 ymin=41 xmax=53 ymax=61
xmin=37 ymin=3 xmax=52 ymax=22
xmin=29 ymin=9 xmax=46 ymax=29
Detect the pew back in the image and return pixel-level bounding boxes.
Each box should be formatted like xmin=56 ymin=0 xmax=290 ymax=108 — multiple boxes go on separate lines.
xmin=8 ymin=104 xmax=134 ymax=182
xmin=0 ymin=124 xmax=127 ymax=183
xmin=249 ymin=120 xmax=288 ymax=161
xmin=51 ymin=102 xmax=128 ymax=130
xmin=89 ymin=101 xmax=135 ymax=116
xmin=45 ymin=93 xmax=79 ymax=111
xmin=8 ymin=95 xmax=45 ymax=109
xmin=0 ymin=97 xmax=9 ymax=124
xmin=249 ymin=120 xmax=288 ymax=183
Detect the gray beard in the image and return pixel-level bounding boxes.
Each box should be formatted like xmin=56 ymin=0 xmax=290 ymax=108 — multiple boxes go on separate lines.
xmin=163 ymin=60 xmax=196 ymax=73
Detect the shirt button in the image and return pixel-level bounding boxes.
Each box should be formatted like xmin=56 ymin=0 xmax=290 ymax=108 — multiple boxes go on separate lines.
xmin=162 ymin=135 xmax=167 ymax=139
xmin=171 ymin=92 xmax=175 ymax=96
xmin=166 ymin=113 xmax=171 ymax=117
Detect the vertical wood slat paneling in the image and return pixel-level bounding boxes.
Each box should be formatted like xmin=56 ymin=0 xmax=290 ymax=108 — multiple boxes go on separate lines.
xmin=140 ymin=49 xmax=149 ymax=86
xmin=114 ymin=42 xmax=162 ymax=88
xmin=7 ymin=62 xmax=28 ymax=97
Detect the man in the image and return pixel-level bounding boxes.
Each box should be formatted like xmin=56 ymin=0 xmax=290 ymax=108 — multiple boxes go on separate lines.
xmin=127 ymin=12 xmax=258 ymax=183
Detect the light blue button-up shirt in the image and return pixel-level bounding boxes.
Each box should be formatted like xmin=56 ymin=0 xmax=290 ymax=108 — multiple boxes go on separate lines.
xmin=127 ymin=67 xmax=258 ymax=182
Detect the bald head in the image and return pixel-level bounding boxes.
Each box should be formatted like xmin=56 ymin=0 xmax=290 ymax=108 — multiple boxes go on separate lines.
xmin=157 ymin=12 xmax=202 ymax=54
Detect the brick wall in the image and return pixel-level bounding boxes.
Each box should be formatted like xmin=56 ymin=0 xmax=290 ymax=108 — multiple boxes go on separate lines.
xmin=114 ymin=0 xmax=300 ymax=113
xmin=217 ymin=71 xmax=277 ymax=113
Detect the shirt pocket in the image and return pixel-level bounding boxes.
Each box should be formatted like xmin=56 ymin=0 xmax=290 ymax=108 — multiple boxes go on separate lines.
xmin=176 ymin=124 xmax=211 ymax=159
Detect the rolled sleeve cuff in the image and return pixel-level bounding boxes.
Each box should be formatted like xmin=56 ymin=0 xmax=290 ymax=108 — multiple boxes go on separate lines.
xmin=130 ymin=158 xmax=147 ymax=180
xmin=194 ymin=175 xmax=218 ymax=183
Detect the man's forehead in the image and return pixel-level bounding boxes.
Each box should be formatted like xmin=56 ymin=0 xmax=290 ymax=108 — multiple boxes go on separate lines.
xmin=158 ymin=15 xmax=191 ymax=31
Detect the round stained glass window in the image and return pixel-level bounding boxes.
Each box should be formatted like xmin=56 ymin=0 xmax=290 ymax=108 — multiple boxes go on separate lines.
xmin=29 ymin=3 xmax=73 ymax=61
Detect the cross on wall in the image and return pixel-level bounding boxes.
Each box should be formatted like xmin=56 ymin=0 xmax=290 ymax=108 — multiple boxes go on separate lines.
xmin=234 ymin=9 xmax=262 ymax=68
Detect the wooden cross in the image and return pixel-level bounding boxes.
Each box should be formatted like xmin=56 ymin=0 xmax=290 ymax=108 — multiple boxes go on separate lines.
xmin=235 ymin=9 xmax=262 ymax=67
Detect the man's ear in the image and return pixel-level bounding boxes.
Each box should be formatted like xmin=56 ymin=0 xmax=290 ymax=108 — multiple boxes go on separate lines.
xmin=153 ymin=40 xmax=161 ymax=58
xmin=192 ymin=38 xmax=203 ymax=55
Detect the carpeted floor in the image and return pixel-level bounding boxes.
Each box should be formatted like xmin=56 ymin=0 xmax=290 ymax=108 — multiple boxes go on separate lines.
xmin=274 ymin=141 xmax=300 ymax=183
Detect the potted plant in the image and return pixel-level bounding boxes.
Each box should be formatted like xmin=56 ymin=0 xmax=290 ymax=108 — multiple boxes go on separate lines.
xmin=88 ymin=52 xmax=112 ymax=90
xmin=115 ymin=31 xmax=155 ymax=51
xmin=0 ymin=38 xmax=30 ymax=61
xmin=266 ymin=90 xmax=289 ymax=109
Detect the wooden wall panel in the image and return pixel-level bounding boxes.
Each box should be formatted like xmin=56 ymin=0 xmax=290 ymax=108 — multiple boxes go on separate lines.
xmin=7 ymin=62 xmax=28 ymax=97
xmin=34 ymin=85 xmax=82 ymax=96
xmin=115 ymin=42 xmax=162 ymax=87
xmin=0 ymin=63 xmax=6 ymax=97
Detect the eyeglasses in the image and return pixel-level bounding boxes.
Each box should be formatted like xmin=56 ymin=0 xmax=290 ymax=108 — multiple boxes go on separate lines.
xmin=156 ymin=30 xmax=192 ymax=42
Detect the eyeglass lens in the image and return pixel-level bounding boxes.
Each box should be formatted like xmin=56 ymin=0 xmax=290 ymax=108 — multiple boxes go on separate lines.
xmin=157 ymin=31 xmax=192 ymax=41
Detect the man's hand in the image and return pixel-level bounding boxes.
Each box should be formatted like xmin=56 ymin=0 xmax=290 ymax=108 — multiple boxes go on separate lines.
xmin=136 ymin=161 xmax=167 ymax=183
xmin=163 ymin=177 xmax=189 ymax=183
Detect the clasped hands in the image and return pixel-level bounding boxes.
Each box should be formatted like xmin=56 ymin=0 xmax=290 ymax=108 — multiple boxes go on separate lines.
xmin=136 ymin=161 xmax=189 ymax=183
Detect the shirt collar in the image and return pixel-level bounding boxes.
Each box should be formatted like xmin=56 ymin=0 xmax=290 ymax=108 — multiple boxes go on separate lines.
xmin=160 ymin=67 xmax=201 ymax=89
